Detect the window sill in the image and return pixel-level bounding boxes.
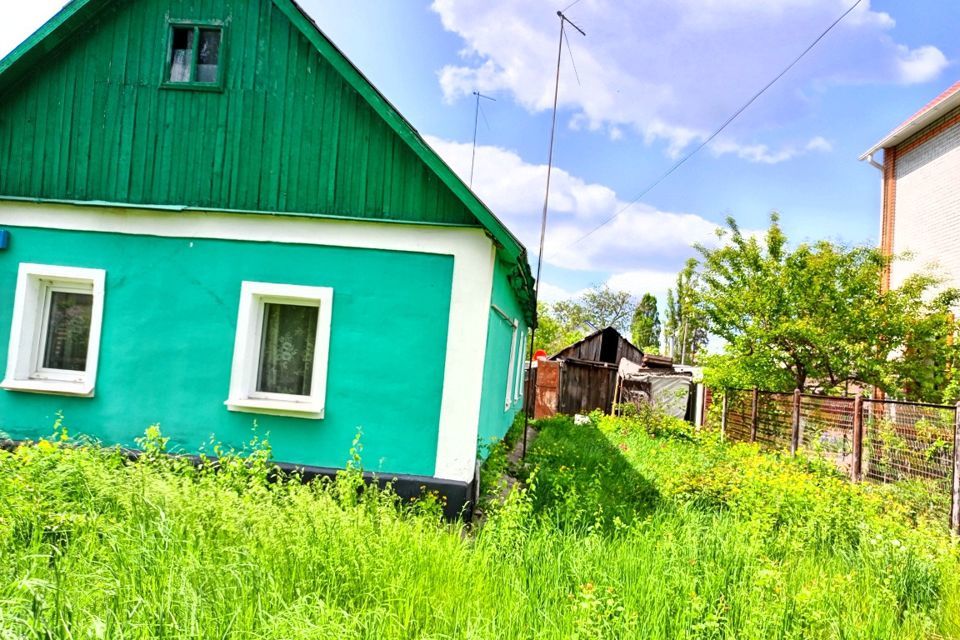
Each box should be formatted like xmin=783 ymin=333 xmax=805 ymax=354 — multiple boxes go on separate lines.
xmin=225 ymin=397 xmax=325 ymax=419
xmin=1 ymin=378 xmax=95 ymax=397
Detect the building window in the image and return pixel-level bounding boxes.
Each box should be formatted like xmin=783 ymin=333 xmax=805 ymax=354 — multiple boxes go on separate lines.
xmin=165 ymin=23 xmax=223 ymax=88
xmin=2 ymin=264 xmax=106 ymax=397
xmin=514 ymin=330 xmax=526 ymax=401
xmin=226 ymin=281 xmax=333 ymax=419
xmin=504 ymin=320 xmax=518 ymax=411
xmin=257 ymin=303 xmax=319 ymax=396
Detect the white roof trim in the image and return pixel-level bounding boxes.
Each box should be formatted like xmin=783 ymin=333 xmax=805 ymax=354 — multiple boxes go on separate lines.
xmin=859 ymin=87 xmax=960 ymax=161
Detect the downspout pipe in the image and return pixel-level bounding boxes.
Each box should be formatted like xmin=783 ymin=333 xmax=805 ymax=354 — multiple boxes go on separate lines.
xmin=863 ymin=150 xmax=883 ymax=171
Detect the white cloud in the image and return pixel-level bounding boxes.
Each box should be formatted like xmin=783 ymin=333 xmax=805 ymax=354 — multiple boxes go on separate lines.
xmin=895 ymin=45 xmax=950 ymax=85
xmin=425 ymin=134 xmax=723 ymax=274
xmin=536 ymin=281 xmax=583 ymax=303
xmin=544 ymin=208 xmax=718 ymax=272
xmin=430 ymin=0 xmax=948 ymax=161
xmin=606 ymin=269 xmax=679 ymax=303
xmin=805 ymin=136 xmax=834 ymax=153
xmin=426 ymin=134 xmax=619 ymax=220
xmin=540 ymin=270 xmax=678 ymax=308
xmin=707 ymin=135 xmax=833 ymax=164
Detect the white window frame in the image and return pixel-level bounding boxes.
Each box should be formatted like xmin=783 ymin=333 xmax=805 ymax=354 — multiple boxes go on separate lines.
xmin=514 ymin=329 xmax=526 ymax=401
xmin=2 ymin=263 xmax=106 ymax=397
xmin=226 ymin=281 xmax=333 ymax=419
xmin=504 ymin=319 xmax=518 ymax=411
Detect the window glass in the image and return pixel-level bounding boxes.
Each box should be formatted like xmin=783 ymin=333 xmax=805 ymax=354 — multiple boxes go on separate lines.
xmin=170 ymin=27 xmax=194 ymax=82
xmin=257 ymin=303 xmax=319 ymax=396
xmin=197 ymin=29 xmax=221 ymax=83
xmin=42 ymin=291 xmax=93 ymax=372
xmin=515 ymin=331 xmax=526 ymax=398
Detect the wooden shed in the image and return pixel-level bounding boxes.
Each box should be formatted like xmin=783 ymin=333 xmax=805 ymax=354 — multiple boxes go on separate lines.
xmin=552 ymin=327 xmax=645 ymax=366
xmin=532 ymin=327 xmax=645 ymax=417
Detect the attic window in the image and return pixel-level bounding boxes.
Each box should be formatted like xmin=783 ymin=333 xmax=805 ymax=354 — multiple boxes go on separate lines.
xmin=166 ymin=24 xmax=223 ymax=88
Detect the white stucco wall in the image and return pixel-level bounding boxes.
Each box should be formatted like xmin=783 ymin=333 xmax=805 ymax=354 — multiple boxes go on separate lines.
xmin=891 ymin=117 xmax=960 ymax=292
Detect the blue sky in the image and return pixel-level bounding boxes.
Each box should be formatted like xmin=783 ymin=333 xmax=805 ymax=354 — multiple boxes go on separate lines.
xmin=3 ymin=0 xmax=958 ymax=306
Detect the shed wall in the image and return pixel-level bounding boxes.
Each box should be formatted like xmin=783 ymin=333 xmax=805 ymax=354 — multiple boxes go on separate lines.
xmin=552 ymin=328 xmax=644 ymax=365
xmin=557 ymin=362 xmax=618 ymax=416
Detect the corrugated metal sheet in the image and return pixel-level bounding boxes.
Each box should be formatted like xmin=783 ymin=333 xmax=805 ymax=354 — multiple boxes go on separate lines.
xmin=0 ymin=0 xmax=477 ymax=226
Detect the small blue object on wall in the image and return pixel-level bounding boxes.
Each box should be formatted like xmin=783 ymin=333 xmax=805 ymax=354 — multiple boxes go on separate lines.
xmin=0 ymin=229 xmax=9 ymax=250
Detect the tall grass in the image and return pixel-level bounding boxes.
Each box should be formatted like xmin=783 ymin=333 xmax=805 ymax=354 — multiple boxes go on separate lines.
xmin=0 ymin=412 xmax=957 ymax=639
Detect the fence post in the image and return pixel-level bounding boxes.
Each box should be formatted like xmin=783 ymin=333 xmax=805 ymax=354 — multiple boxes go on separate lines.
xmin=790 ymin=389 xmax=801 ymax=455
xmin=720 ymin=391 xmax=728 ymax=442
xmin=952 ymin=402 xmax=960 ymax=535
xmin=851 ymin=396 xmax=864 ymax=483
xmin=750 ymin=388 xmax=759 ymax=443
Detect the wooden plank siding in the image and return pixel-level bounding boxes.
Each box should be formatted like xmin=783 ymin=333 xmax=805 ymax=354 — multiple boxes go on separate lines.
xmin=552 ymin=327 xmax=645 ymax=366
xmin=557 ymin=360 xmax=618 ymax=416
xmin=0 ymin=0 xmax=477 ymax=227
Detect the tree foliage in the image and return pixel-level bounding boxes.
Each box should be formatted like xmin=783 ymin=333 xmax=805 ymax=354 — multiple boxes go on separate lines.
xmin=664 ymin=260 xmax=709 ymax=365
xmin=533 ymin=301 xmax=587 ymax=356
xmin=695 ymin=214 xmax=959 ymax=400
xmin=534 ymin=285 xmax=640 ymax=355
xmin=630 ymin=293 xmax=661 ymax=352
xmin=553 ymin=285 xmax=635 ymax=335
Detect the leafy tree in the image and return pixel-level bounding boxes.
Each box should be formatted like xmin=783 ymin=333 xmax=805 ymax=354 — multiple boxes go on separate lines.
xmin=552 ymin=284 xmax=635 ymax=335
xmin=694 ymin=214 xmax=959 ymax=399
xmin=630 ymin=293 xmax=661 ymax=351
xmin=892 ymin=290 xmax=960 ymax=403
xmin=533 ymin=285 xmax=640 ymax=355
xmin=533 ymin=301 xmax=587 ymax=356
xmin=664 ymin=260 xmax=708 ymax=365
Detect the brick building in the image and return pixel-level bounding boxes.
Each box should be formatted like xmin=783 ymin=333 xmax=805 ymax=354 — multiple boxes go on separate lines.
xmin=861 ymin=81 xmax=960 ymax=292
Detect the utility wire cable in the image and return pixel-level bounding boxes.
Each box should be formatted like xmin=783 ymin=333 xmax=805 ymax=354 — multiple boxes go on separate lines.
xmin=478 ymin=100 xmax=492 ymax=131
xmin=469 ymin=91 xmax=496 ymax=187
xmin=552 ymin=0 xmax=864 ymax=253
xmin=562 ymin=21 xmax=582 ymax=87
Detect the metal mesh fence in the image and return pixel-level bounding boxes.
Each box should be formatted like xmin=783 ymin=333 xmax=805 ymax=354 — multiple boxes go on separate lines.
xmin=862 ymin=399 xmax=955 ymax=489
xmin=724 ymin=388 xmax=753 ymax=443
xmin=716 ymin=388 xmax=960 ymax=529
xmin=798 ymin=394 xmax=855 ymax=474
xmin=755 ymin=392 xmax=793 ymax=450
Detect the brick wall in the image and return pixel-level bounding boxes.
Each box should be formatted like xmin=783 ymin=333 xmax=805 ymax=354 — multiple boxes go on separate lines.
xmin=890 ymin=106 xmax=960 ymax=292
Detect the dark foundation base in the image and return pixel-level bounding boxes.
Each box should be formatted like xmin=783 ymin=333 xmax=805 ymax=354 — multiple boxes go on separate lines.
xmin=1 ymin=439 xmax=476 ymax=521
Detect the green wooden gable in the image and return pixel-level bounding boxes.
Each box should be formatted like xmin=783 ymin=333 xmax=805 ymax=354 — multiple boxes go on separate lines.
xmin=0 ymin=0 xmax=535 ymax=318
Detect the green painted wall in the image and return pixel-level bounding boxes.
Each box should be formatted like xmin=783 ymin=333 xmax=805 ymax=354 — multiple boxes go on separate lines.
xmin=0 ymin=0 xmax=477 ymax=227
xmin=476 ymin=258 xmax=529 ymax=457
xmin=0 ymin=226 xmax=453 ymax=477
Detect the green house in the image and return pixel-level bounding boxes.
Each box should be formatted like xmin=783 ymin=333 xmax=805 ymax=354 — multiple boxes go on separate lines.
xmin=0 ymin=0 xmax=535 ymax=515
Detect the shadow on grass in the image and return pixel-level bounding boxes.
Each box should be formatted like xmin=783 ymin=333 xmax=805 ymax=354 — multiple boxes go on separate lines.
xmin=522 ymin=416 xmax=661 ymax=531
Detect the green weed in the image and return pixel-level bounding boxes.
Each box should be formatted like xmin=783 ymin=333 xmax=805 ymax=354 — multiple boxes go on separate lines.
xmin=0 ymin=411 xmax=957 ymax=639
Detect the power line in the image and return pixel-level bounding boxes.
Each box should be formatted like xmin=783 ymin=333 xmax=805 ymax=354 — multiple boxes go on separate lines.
xmin=522 ymin=9 xmax=586 ymax=460
xmin=469 ymin=91 xmax=496 ymax=187
xmin=552 ymin=0 xmax=864 ymax=254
